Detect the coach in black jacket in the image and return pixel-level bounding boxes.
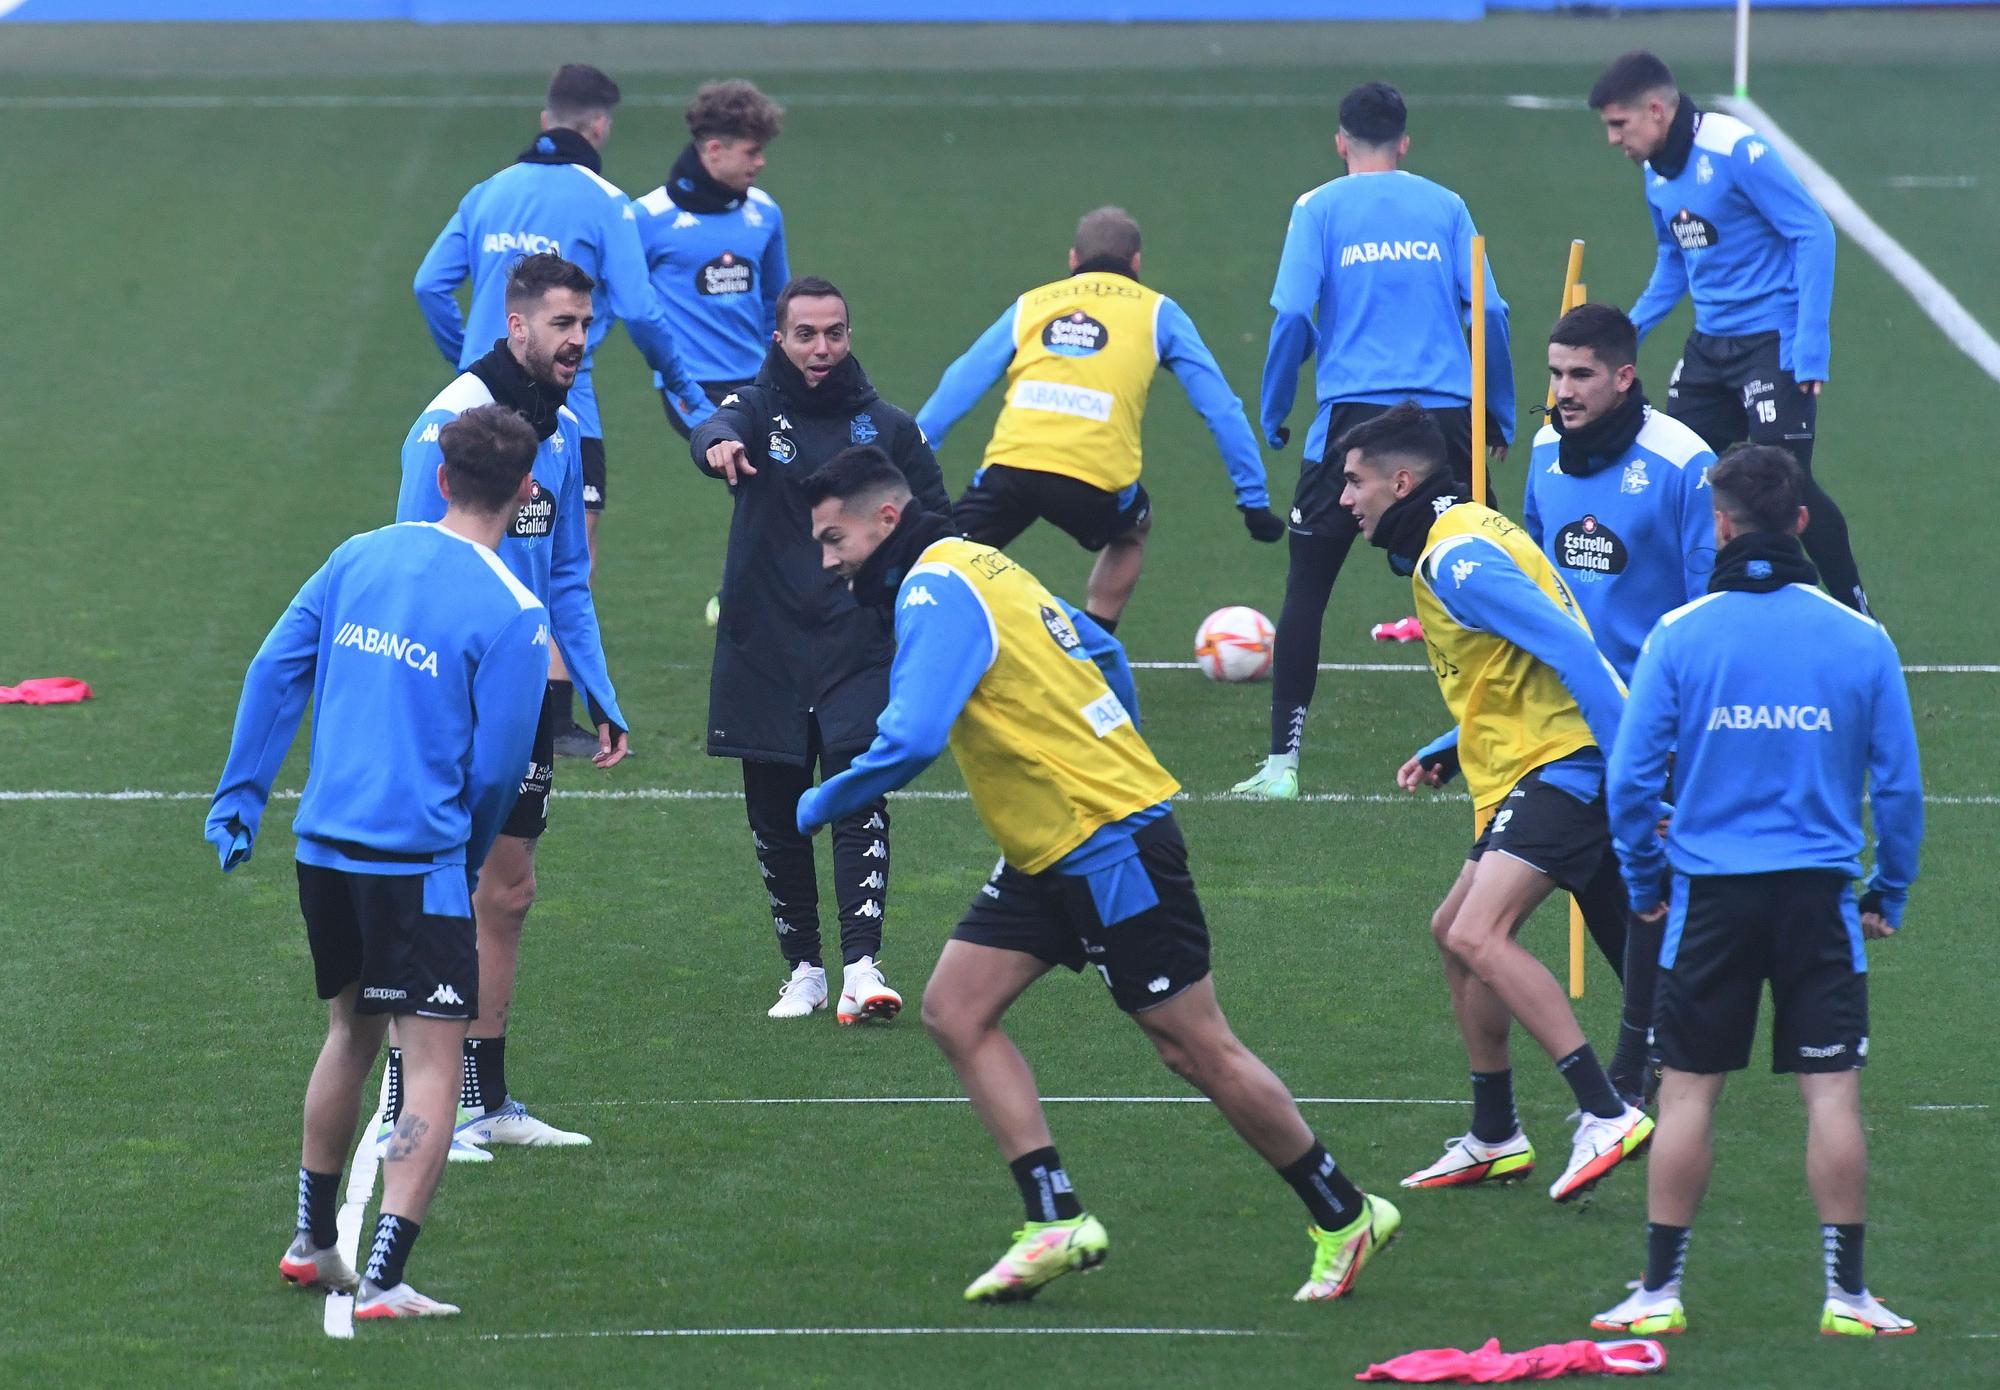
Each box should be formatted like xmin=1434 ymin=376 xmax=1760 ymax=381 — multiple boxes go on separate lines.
xmin=691 ymin=275 xmax=952 ymax=1021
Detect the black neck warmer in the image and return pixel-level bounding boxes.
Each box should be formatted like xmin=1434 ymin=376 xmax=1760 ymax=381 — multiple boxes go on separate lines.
xmin=759 ymin=342 xmax=877 ymax=416
xmin=1709 ymin=531 xmax=1819 ymax=594
xmin=1072 ymin=255 xmax=1139 ymax=281
xmin=850 ymin=504 xmax=958 ymax=610
xmin=1649 ymin=96 xmax=1701 ymax=181
xmin=665 ymin=141 xmax=746 ymax=214
xmin=468 ymin=339 xmax=567 ymax=441
xmin=517 ymin=126 xmax=602 ymax=174
xmin=1370 ymin=468 xmax=1468 ymax=577
xmin=1552 ymin=382 xmax=1650 ymax=477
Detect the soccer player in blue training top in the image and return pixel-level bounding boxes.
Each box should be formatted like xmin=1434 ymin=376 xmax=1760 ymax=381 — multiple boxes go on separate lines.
xmin=1525 ymin=301 xmax=1718 ymax=1103
xmin=207 ymin=404 xmax=551 ymax=1320
xmin=1340 ymin=404 xmax=1654 ymax=1204
xmin=397 ymin=252 xmax=631 ymax=1157
xmin=1589 ymin=50 xmax=1872 ymax=616
xmin=1593 ymin=444 xmax=1921 ymax=1340
xmin=794 ymin=445 xmax=1400 ymax=1307
xmin=636 ymin=79 xmax=790 ymax=438
xmin=916 ymin=206 xmax=1277 ymax=632
xmin=1238 ymin=80 xmax=1513 ymax=800
xmin=413 ymin=62 xmax=713 ymax=753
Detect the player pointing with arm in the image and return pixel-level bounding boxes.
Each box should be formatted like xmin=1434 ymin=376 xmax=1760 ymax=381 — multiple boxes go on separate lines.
xmin=1592 ymin=444 xmax=1920 ymax=1339
xmin=207 ymin=405 xmax=550 ymax=1320
xmin=918 ymin=206 xmax=1276 ymax=633
xmin=795 ymin=446 xmax=1400 ymax=1307
xmin=1341 ymin=404 xmax=1652 ymax=1204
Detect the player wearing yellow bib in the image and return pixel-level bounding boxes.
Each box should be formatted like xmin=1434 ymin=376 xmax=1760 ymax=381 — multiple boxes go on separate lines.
xmin=1337 ymin=404 xmax=1654 ymax=1204
xmin=916 ymin=207 xmax=1279 ymax=631
xmin=797 ymin=446 xmax=1398 ymax=1307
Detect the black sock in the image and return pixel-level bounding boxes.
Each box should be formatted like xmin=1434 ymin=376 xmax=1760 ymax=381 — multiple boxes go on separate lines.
xmin=1609 ymin=1021 xmax=1651 ymax=1101
xmin=1823 ymin=1223 xmax=1866 ymax=1296
xmin=384 ymin=1048 xmax=403 ymax=1126
xmin=1083 ymin=610 xmax=1118 ymax=635
xmin=1008 ymin=1146 xmax=1083 ymax=1223
xmin=1469 ymin=1069 xmax=1519 ymax=1143
xmin=1644 ymin=1222 xmax=1691 ymax=1291
xmin=550 ymin=676 xmax=575 ymax=723
xmin=465 ymin=1036 xmax=507 ymax=1113
xmin=1555 ymin=1043 xmax=1625 ymax=1120
xmin=362 ymin=1213 xmax=421 ymax=1291
xmin=296 ymin=1167 xmax=341 ymax=1249
xmin=1276 ymin=1141 xmax=1365 ymax=1230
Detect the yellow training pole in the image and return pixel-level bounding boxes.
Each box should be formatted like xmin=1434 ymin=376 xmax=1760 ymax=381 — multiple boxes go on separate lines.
xmin=1571 ymin=281 xmax=1589 ymax=311
xmin=1569 ymin=901 xmax=1587 ymax=999
xmin=1546 ymin=239 xmax=1586 ymax=410
xmin=1470 ymin=235 xmax=1487 ymax=503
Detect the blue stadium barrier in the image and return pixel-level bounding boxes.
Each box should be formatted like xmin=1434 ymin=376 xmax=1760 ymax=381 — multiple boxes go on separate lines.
xmin=1 ymin=0 xmax=1976 ymax=20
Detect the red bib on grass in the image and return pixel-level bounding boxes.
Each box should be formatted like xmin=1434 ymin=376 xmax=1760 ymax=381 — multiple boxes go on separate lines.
xmin=0 ymin=678 xmax=93 ymax=705
xmin=1357 ymin=1337 xmax=1665 ymax=1383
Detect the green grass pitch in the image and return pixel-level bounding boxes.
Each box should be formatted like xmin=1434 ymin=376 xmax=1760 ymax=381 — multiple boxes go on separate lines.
xmin=1 ymin=13 xmax=1994 ymax=1387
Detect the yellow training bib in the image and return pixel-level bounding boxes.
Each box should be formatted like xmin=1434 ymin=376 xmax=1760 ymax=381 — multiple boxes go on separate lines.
xmin=1412 ymin=505 xmax=1601 ymax=812
xmin=981 ymin=271 xmax=1163 ymax=493
xmin=910 ymin=537 xmax=1180 ymax=872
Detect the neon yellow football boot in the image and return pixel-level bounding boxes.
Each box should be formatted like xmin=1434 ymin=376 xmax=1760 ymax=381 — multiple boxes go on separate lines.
xmin=963 ymin=1214 xmax=1109 ymax=1303
xmin=1295 ymin=1192 xmax=1401 ymax=1300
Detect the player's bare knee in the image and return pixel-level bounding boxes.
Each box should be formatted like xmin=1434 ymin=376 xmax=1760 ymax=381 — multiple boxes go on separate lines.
xmin=1430 ymin=900 xmax=1458 ymax=952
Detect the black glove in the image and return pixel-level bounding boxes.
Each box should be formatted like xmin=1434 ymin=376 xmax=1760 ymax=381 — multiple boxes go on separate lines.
xmin=585 ymin=692 xmax=628 ymax=744
xmin=1267 ymin=425 xmax=1291 ymax=450
xmin=1239 ymin=505 xmax=1286 ymax=543
xmin=1858 ymin=888 xmax=1883 ymax=919
xmin=1419 ymin=742 xmax=1461 ymax=786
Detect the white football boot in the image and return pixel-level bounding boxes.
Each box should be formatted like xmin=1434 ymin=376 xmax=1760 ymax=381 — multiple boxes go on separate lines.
xmin=768 ymin=961 xmax=829 ymax=1019
xmin=837 ymin=956 xmax=903 ymax=1026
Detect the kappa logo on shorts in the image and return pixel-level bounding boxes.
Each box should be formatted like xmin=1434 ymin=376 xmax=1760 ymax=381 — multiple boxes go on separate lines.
xmin=1798 ymin=1042 xmax=1847 ymax=1060
xmin=427 ymin=983 xmax=465 ymax=1007
xmin=362 ymin=987 xmax=408 ymax=1002
xmin=1147 ymin=976 xmax=1171 ymax=994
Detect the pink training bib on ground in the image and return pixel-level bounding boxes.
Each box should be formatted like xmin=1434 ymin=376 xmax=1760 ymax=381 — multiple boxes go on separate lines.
xmin=1357 ymin=1336 xmax=1666 ymax=1383
xmin=0 ymin=678 xmax=93 ymax=705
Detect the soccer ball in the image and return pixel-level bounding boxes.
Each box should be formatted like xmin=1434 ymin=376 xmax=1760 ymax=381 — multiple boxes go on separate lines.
xmin=1194 ymin=606 xmax=1275 ymax=682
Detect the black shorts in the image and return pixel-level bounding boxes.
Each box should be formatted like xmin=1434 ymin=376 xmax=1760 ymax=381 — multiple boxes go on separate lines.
xmin=581 ymin=437 xmax=606 ymax=513
xmin=662 ymin=379 xmax=757 ymax=444
xmin=297 ymin=863 xmax=478 ymax=1019
xmin=1291 ymin=402 xmax=1475 ymax=538
xmin=1468 ymin=759 xmax=1615 ymax=897
xmin=1665 ymin=330 xmax=1817 ymax=464
xmin=955 ymin=463 xmax=1150 ymax=553
xmin=1656 ymin=870 xmax=1868 ymax=1075
xmin=952 ymin=814 xmax=1211 ymax=1013
xmin=498 ymin=682 xmax=559 ymax=841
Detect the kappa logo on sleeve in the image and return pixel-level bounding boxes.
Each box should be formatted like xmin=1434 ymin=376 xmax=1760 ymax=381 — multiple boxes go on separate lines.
xmin=901 ymin=586 xmax=937 ymax=609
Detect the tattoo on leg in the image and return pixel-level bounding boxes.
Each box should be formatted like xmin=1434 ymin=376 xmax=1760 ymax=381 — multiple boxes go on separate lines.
xmin=385 ymin=1114 xmax=428 ymax=1161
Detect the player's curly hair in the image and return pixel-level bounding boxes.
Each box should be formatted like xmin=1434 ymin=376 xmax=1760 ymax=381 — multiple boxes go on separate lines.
xmin=686 ymin=79 xmax=785 ymax=145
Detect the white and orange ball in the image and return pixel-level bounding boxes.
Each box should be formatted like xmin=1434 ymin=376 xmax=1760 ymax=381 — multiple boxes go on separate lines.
xmin=1193 ymin=606 xmax=1275 ymax=682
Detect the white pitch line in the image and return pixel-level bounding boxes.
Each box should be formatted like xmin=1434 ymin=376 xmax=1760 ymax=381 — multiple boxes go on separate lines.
xmin=0 ymin=91 xmax=1585 ymax=113
xmin=479 ymin=1325 xmax=1274 ymax=1342
xmin=579 ymin=1095 xmax=1463 ymax=1108
xmin=9 ymin=787 xmax=1998 ymax=806
xmin=1725 ymin=96 xmax=2000 ymax=385
xmin=1132 ymin=660 xmax=1997 ymax=675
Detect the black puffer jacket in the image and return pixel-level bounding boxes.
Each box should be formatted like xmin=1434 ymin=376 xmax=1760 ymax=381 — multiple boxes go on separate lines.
xmin=690 ymin=346 xmax=951 ymax=764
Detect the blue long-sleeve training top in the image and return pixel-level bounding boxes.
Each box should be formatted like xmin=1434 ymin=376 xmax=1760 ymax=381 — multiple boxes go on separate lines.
xmin=632 ymin=182 xmax=789 ymax=390
xmin=1608 ymin=584 xmax=1922 ymax=923
xmin=411 ymin=151 xmax=710 ymax=438
xmin=1523 ymin=410 xmax=1717 ymax=682
xmin=206 ymin=523 xmax=550 ymax=878
xmin=1262 ymin=169 xmax=1514 ymax=462
xmin=1629 ymin=108 xmax=1837 ymax=381
xmin=1417 ymin=532 xmax=1632 ymax=804
xmin=916 ymin=294 xmax=1268 ymax=510
xmin=396 ymin=372 xmax=626 ymax=733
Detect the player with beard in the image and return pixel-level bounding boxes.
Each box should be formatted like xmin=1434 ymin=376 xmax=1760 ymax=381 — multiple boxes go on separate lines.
xmin=1339 ymin=404 xmax=1653 ymax=1204
xmin=393 ymin=252 xmax=631 ymax=1157
xmin=690 ymin=276 xmax=950 ymax=1022
xmin=793 ymin=446 xmax=1400 ymax=1306
xmin=1523 ymin=301 xmax=1718 ymax=1104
